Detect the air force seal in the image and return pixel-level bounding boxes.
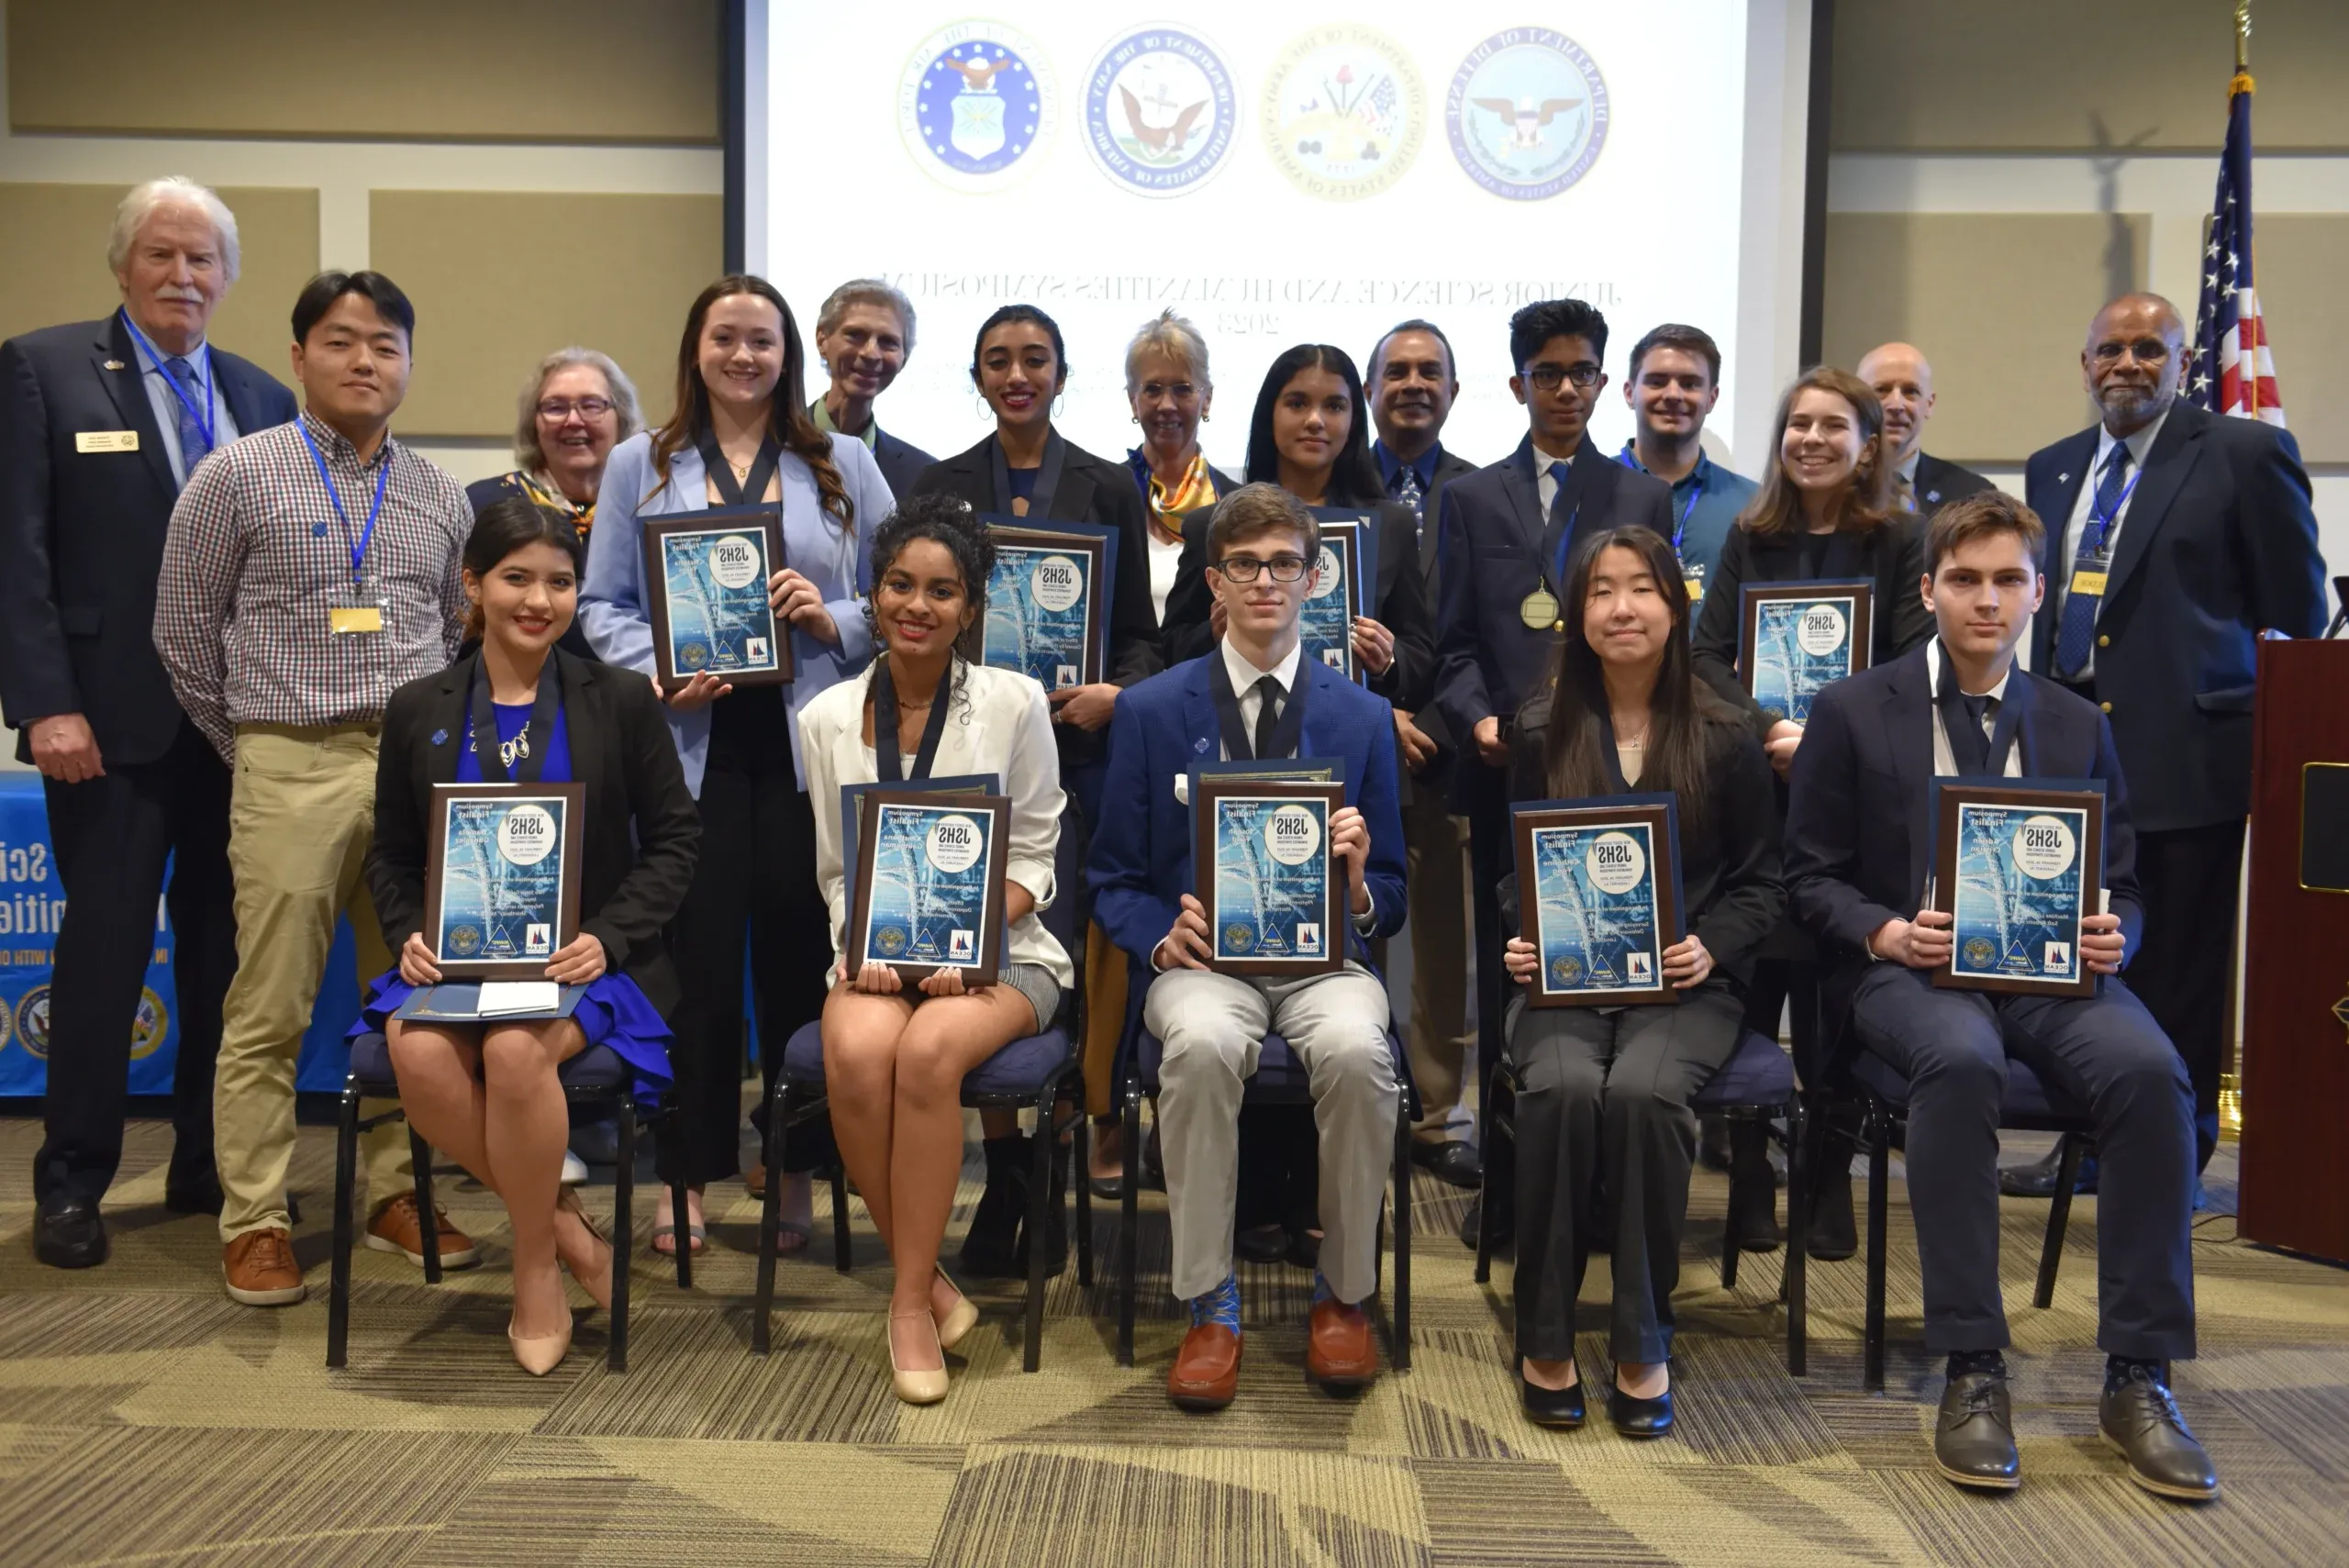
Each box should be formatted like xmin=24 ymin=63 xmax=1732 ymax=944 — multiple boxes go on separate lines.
xmin=901 ymin=23 xmax=1058 ymax=193
xmin=1084 ymin=26 xmax=1236 ymax=196
xmin=1447 ymin=29 xmax=1609 ymax=201
xmin=1262 ymin=25 xmax=1424 ymax=201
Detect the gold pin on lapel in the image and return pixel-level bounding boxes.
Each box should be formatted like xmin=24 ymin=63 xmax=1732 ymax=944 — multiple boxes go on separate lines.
xmin=104 ymin=359 xmax=126 ymax=371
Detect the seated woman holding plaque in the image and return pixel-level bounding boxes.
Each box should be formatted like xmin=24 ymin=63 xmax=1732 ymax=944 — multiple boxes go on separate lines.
xmin=797 ymin=493 xmax=1074 ymax=1404
xmin=1499 ymin=525 xmax=1783 ymax=1438
xmin=362 ymin=497 xmax=701 ymax=1374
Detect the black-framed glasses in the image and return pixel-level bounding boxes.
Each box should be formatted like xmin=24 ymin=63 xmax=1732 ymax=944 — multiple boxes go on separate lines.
xmin=1524 ymin=363 xmax=1603 ymax=392
xmin=2089 ymin=338 xmax=2175 ymax=365
xmin=538 ymin=396 xmax=615 ymax=420
xmin=1214 ymin=554 xmax=1309 ymax=584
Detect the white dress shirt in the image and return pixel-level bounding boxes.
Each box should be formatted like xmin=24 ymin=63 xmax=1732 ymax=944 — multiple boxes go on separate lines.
xmin=128 ymin=332 xmax=239 ymax=489
xmin=2049 ymin=406 xmax=2168 ymax=680
xmin=1531 ymin=439 xmax=1579 ymax=519
xmin=1218 ymin=635 xmax=1306 ymax=756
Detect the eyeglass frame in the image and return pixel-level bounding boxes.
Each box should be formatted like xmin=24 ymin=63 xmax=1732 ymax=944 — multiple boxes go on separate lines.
xmin=1520 ymin=362 xmax=1605 ymax=392
xmin=1211 ymin=552 xmax=1312 ymax=584
xmin=536 ymin=396 xmax=617 ymax=421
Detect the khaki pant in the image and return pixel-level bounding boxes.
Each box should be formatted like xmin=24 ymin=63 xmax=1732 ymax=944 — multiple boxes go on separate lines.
xmin=1402 ymin=789 xmax=1475 ymax=1141
xmin=216 ymin=724 xmax=407 ymax=1241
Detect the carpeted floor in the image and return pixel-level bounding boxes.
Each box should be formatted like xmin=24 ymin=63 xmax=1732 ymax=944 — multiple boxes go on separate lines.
xmin=2 ymin=1109 xmax=2344 ymax=1567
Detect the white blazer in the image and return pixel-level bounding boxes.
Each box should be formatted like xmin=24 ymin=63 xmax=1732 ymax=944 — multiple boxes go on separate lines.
xmin=797 ymin=659 xmax=1074 ymax=989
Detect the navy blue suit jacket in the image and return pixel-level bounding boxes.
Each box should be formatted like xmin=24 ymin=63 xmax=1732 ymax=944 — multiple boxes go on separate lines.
xmin=0 ymin=315 xmax=295 ymax=766
xmin=2023 ymin=399 xmax=2326 ymax=833
xmin=1783 ymin=645 xmax=2143 ymax=1054
xmin=1087 ymin=651 xmax=1408 ymax=970
xmin=871 ymin=427 xmax=937 ymax=503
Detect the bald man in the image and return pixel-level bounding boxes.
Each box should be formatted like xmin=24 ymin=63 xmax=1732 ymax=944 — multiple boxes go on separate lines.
xmin=2017 ymin=292 xmax=2325 ymax=1188
xmin=1857 ymin=343 xmax=1990 ymax=514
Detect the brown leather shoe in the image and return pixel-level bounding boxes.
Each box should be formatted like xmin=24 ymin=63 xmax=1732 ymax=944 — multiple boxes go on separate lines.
xmin=1306 ymin=1297 xmax=1378 ymax=1391
xmin=366 ymin=1193 xmax=482 ymax=1269
xmin=223 ymin=1228 xmax=306 ymax=1306
xmin=1167 ymin=1323 xmax=1242 ymax=1410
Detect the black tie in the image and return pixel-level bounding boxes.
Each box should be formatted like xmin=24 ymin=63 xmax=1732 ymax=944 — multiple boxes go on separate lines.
xmin=1944 ymin=689 xmax=1994 ymax=775
xmin=1252 ymin=675 xmax=1285 ymax=761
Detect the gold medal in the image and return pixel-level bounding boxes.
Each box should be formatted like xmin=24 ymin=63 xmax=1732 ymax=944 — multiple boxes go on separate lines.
xmin=1519 ymin=588 xmax=1561 ymax=629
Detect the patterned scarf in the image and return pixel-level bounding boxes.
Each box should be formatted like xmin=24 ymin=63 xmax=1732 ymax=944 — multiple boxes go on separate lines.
xmin=1146 ymin=450 xmax=1218 ymax=542
xmin=519 ymin=469 xmax=596 ymax=539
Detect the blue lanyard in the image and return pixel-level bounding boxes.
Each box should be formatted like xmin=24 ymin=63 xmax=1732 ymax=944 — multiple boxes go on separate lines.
xmin=2084 ymin=464 xmax=2142 ymax=557
xmin=296 ymin=420 xmax=390 ymax=582
xmin=1616 ymin=443 xmax=1702 ymax=557
xmin=117 ymin=308 xmax=217 ymax=455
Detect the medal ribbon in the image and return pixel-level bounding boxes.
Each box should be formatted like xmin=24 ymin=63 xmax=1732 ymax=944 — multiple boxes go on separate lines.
xmin=989 ymin=428 xmax=1069 ymax=519
xmin=467 ymin=655 xmax=561 ymax=784
xmin=118 ymin=307 xmax=217 ymax=457
xmin=296 ymin=419 xmax=391 ymax=583
xmin=871 ymin=655 xmax=954 ymax=783
xmin=696 ymin=430 xmax=782 ymax=508
xmin=1615 ymin=441 xmax=1703 ymax=557
xmin=1208 ymin=649 xmax=1306 ymax=762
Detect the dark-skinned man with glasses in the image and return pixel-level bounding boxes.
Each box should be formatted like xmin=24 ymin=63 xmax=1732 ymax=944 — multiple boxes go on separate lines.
xmin=1431 ymin=299 xmax=1673 ymax=1243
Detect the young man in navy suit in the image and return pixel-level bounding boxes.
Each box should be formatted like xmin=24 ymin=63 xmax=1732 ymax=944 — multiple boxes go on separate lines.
xmin=1785 ymin=491 xmax=2213 ymax=1502
xmin=1091 ymin=484 xmax=1407 ymax=1410
xmin=0 ymin=178 xmax=297 ymax=1269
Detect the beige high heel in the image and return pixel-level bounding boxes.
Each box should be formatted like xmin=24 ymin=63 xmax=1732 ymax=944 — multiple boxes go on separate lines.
xmin=933 ymin=1268 xmax=979 ymax=1353
xmin=888 ymin=1309 xmax=950 ymax=1404
xmin=508 ymin=1314 xmax=573 ymax=1375
xmin=555 ymin=1188 xmax=614 ymax=1313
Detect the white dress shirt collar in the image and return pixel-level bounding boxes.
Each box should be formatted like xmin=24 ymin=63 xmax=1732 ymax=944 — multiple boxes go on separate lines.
xmin=2094 ymin=404 xmax=2170 ymax=475
xmin=1219 ymin=633 xmax=1304 ymax=697
xmin=1928 ymin=637 xmax=2014 ymax=704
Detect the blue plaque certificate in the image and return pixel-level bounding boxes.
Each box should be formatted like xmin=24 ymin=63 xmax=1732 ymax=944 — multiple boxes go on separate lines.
xmin=424 ymin=784 xmax=585 ymax=980
xmin=1740 ymin=579 xmax=1874 ymax=724
xmin=1932 ymin=781 xmax=2105 ymax=997
xmin=1193 ymin=778 xmax=1346 ymax=975
xmin=1511 ymin=796 xmax=1685 ymax=1006
xmin=641 ymin=510 xmax=790 ymax=688
xmin=847 ymin=790 xmax=1009 ymax=983
xmin=974 ymin=525 xmax=1108 ymax=688
xmin=1299 ymin=511 xmax=1375 ymax=684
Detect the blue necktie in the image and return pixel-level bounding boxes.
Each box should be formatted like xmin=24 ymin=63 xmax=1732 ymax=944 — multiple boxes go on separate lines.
xmin=163 ymin=355 xmax=213 ymax=476
xmin=1389 ymin=462 xmax=1424 ymax=521
xmin=2053 ymin=445 xmax=2131 ymax=678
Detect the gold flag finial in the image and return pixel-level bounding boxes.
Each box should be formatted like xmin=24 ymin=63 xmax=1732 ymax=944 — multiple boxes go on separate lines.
xmin=2236 ymin=0 xmax=2253 ymax=72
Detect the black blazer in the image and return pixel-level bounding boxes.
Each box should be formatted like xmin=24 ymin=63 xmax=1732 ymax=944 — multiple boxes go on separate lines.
xmin=0 ymin=315 xmax=295 ymax=765
xmin=1501 ymin=693 xmax=1786 ymax=989
xmin=1432 ymin=436 xmax=1675 ymax=810
xmin=2023 ymin=400 xmax=2327 ymax=832
xmin=1782 ymin=646 xmax=2143 ymax=1059
xmin=367 ymin=649 xmax=702 ymax=1016
xmin=872 ymin=426 xmax=938 ymax=503
xmin=1690 ymin=514 xmax=1934 ymax=741
xmin=1912 ymin=452 xmax=1992 ymax=511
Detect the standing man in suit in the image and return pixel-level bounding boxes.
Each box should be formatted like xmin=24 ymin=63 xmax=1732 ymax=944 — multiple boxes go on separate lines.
xmin=0 ymin=178 xmax=297 ymax=1269
xmin=1091 ymin=484 xmax=1407 ymax=1410
xmin=2014 ymin=292 xmax=2326 ymax=1186
xmin=1785 ymin=491 xmax=2213 ymax=1501
xmin=1857 ymin=342 xmax=1991 ymax=514
xmin=1616 ymin=323 xmax=1759 ymax=617
xmin=1433 ymin=299 xmax=1674 ymax=1187
xmin=1367 ymin=318 xmax=1481 ymax=1187
xmin=810 ymin=278 xmax=936 ymax=498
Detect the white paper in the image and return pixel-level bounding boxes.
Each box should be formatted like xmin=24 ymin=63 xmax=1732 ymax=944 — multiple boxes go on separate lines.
xmin=476 ymin=981 xmax=560 ymax=1017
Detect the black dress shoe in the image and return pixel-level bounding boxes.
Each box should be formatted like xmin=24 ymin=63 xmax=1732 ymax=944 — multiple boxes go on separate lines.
xmin=1998 ymin=1140 xmax=2099 ymax=1199
xmin=1459 ymin=1198 xmax=1480 ymax=1250
xmin=1934 ymin=1370 xmax=2021 ymax=1489
xmin=2100 ymin=1365 xmax=2220 ymax=1501
xmin=1520 ymin=1362 xmax=1586 ymax=1429
xmin=1698 ymin=1112 xmax=1732 ymax=1172
xmin=1808 ymin=1165 xmax=1857 ymax=1261
xmin=1608 ymin=1381 xmax=1674 ymax=1439
xmin=1410 ymin=1140 xmax=1484 ymax=1190
xmin=35 ymin=1195 xmax=109 ymax=1269
xmin=1727 ymin=1124 xmax=1783 ymax=1253
xmin=1234 ymin=1222 xmax=1288 ymax=1264
xmin=165 ymin=1174 xmax=225 ymax=1216
xmin=1286 ymin=1228 xmax=1320 ymax=1271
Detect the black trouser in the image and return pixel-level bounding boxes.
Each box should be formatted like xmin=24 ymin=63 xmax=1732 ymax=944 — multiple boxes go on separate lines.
xmin=1850 ymin=965 xmax=2196 ymax=1359
xmin=1508 ymin=984 xmax=1744 ymax=1364
xmin=657 ymin=689 xmax=831 ymax=1188
xmin=33 ymin=718 xmax=234 ymax=1205
xmin=2128 ymin=821 xmax=2245 ymax=1172
xmin=1465 ymin=777 xmax=1509 ymax=1144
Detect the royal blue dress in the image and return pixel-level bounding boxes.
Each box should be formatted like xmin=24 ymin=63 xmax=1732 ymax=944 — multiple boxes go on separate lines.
xmin=351 ymin=696 xmax=674 ymax=1100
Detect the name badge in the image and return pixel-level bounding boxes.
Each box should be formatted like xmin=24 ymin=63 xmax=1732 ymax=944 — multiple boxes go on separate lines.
xmin=1684 ymin=577 xmax=1705 ymax=605
xmin=329 ymin=606 xmax=385 ymax=635
xmin=2069 ymin=568 xmax=2109 ymax=597
xmin=1519 ymin=588 xmax=1562 ymax=630
xmin=76 ymin=430 xmax=139 ymax=453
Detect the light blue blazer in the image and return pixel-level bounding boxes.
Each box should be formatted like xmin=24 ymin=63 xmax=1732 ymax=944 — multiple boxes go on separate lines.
xmin=579 ymin=429 xmax=891 ymax=795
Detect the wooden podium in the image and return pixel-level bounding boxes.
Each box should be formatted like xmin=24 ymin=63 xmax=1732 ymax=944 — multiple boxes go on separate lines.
xmin=2238 ymin=638 xmax=2349 ymax=1262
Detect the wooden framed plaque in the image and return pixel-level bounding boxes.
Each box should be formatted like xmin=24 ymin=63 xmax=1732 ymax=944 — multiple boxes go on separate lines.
xmin=1509 ymin=795 xmax=1686 ymax=1007
xmin=963 ymin=522 xmax=1112 ymax=690
xmin=1738 ymin=578 xmax=1874 ymax=723
xmin=1930 ymin=780 xmax=2105 ymax=998
xmin=423 ymin=783 xmax=587 ymax=981
xmin=845 ymin=788 xmax=1011 ymax=985
xmin=640 ymin=507 xmax=792 ymax=690
xmin=1191 ymin=776 xmax=1348 ymax=976
xmin=1301 ymin=508 xmax=1377 ymax=685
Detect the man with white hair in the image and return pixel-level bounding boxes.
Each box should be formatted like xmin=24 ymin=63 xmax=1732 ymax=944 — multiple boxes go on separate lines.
xmin=0 ymin=176 xmax=296 ymax=1269
xmin=809 ymin=277 xmax=934 ymax=497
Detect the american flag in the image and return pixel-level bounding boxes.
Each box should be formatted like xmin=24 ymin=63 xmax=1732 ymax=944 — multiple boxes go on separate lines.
xmin=2189 ymin=72 xmax=2285 ymax=426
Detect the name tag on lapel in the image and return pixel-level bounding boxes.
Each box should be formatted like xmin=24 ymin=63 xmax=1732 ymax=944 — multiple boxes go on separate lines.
xmin=76 ymin=430 xmax=139 ymax=453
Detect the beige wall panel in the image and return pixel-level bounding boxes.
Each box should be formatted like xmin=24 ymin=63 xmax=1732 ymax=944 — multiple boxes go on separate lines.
xmin=370 ymin=191 xmax=720 ymax=440
xmin=2246 ymin=216 xmax=2349 ymax=463
xmin=1821 ymin=213 xmax=2149 ymax=465
xmin=8 ymin=1 xmax=718 ymax=144
xmin=0 ymin=183 xmax=317 ymax=394
xmin=1833 ymin=0 xmax=2349 ymax=151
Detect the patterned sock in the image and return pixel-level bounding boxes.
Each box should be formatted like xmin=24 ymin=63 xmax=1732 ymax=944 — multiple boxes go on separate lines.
xmin=2105 ymin=1354 xmax=2164 ymax=1389
xmin=1311 ymin=1271 xmax=1335 ymax=1307
xmin=1190 ymin=1273 xmax=1241 ymax=1334
xmin=1947 ymin=1349 xmax=2008 ymax=1381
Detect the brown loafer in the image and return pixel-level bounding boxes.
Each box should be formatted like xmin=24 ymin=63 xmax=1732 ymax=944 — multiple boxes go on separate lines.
xmin=365 ymin=1193 xmax=481 ymax=1269
xmin=1306 ymin=1297 xmax=1378 ymax=1391
xmin=1167 ymin=1323 xmax=1242 ymax=1410
xmin=223 ymin=1227 xmax=306 ymax=1307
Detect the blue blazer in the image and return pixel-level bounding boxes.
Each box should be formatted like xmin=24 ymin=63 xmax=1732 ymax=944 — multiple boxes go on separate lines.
xmin=1783 ymin=645 xmax=2143 ymax=1056
xmin=2023 ymin=399 xmax=2326 ymax=833
xmin=1088 ymin=651 xmax=1408 ymax=969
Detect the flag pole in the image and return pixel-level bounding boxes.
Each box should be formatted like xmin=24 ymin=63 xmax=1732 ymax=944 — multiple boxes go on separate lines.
xmin=2234 ymin=0 xmax=2251 ymax=74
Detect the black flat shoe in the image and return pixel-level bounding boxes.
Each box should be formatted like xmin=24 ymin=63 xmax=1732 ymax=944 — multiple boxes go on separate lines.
xmin=1934 ymin=1369 xmax=2021 ymax=1489
xmin=1808 ymin=1166 xmax=1856 ymax=1262
xmin=1234 ymin=1222 xmax=1288 ymax=1265
xmin=35 ymin=1195 xmax=109 ymax=1269
xmin=1520 ymin=1362 xmax=1586 ymax=1429
xmin=1411 ymin=1140 xmax=1484 ymax=1190
xmin=1999 ymin=1139 xmax=2099 ymax=1199
xmin=1608 ymin=1382 xmax=1674 ymax=1439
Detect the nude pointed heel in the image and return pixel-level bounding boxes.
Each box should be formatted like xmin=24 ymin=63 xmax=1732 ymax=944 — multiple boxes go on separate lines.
xmin=508 ymin=1315 xmax=573 ymax=1376
xmin=889 ymin=1309 xmax=950 ymax=1404
xmin=933 ymin=1269 xmax=979 ymax=1353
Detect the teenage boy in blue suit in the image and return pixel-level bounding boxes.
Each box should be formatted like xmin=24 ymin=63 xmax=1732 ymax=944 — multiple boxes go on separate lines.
xmin=1091 ymin=483 xmax=1407 ymax=1411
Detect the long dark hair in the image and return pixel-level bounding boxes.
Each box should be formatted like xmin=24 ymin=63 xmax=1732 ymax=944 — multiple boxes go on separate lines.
xmin=648 ymin=274 xmax=851 ymax=530
xmin=1531 ymin=526 xmax=1731 ymax=838
xmin=1736 ymin=365 xmax=1895 ymax=539
xmin=462 ymin=496 xmax=582 ymax=643
xmin=1244 ymin=344 xmax=1383 ymax=506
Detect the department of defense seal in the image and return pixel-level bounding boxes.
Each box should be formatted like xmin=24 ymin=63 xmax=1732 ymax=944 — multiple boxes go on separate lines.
xmin=901 ymin=22 xmax=1058 ymax=193
xmin=15 ymin=984 xmax=50 ymax=1059
xmin=1083 ymin=26 xmax=1237 ymax=196
xmin=1446 ymin=28 xmax=1609 ymax=201
xmin=1964 ymin=936 xmax=1996 ymax=969
xmin=875 ymin=925 xmax=909 ymax=957
xmin=1552 ymin=954 xmax=1583 ymax=986
xmin=1262 ymin=25 xmax=1424 ymax=201
xmin=1224 ymin=922 xmax=1255 ymax=953
xmin=679 ymin=640 xmax=709 ymax=672
xmin=449 ymin=924 xmax=484 ymax=958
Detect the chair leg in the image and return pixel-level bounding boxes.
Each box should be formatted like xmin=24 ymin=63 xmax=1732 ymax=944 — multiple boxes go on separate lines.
xmin=1391 ymin=1096 xmax=1412 ymax=1373
xmin=1020 ymin=1095 xmax=1054 ymax=1373
xmin=610 ymin=1099 xmax=637 ymax=1373
xmin=1117 ymin=1087 xmax=1141 ymax=1367
xmin=1720 ymin=1115 xmax=1743 ymax=1292
xmin=1785 ymin=1099 xmax=1809 ymax=1378
xmin=669 ymin=1165 xmax=693 ymax=1291
xmin=326 ymin=1087 xmax=362 ymax=1369
xmin=1072 ymin=1100 xmax=1095 ymax=1290
xmin=1864 ymin=1111 xmax=1892 ymax=1394
xmin=753 ymin=1084 xmax=787 ymax=1357
xmin=1474 ymin=1078 xmax=1508 ymax=1286
xmin=2033 ymin=1133 xmax=2087 ymax=1309
xmin=831 ymin=1155 xmax=852 ymax=1273
xmin=409 ymin=1125 xmax=441 ymax=1286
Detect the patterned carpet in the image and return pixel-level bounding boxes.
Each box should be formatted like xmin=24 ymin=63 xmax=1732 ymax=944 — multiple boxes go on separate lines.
xmin=2 ymin=1107 xmax=2344 ymax=1567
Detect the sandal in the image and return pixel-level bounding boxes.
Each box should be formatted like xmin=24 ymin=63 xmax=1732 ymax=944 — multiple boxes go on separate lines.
xmin=650 ymin=1223 xmax=707 ymax=1255
xmin=774 ymin=1220 xmax=811 ymax=1256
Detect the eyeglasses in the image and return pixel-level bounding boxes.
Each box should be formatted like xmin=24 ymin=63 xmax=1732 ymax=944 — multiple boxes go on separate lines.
xmin=1523 ymin=364 xmax=1603 ymax=392
xmin=538 ymin=397 xmax=615 ymax=420
xmin=1135 ymin=381 xmax=1199 ymax=403
xmin=2089 ymin=338 xmax=2175 ymax=365
xmin=1214 ymin=554 xmax=1308 ymax=584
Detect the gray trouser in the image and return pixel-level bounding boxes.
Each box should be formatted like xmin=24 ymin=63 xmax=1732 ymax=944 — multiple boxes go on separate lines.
xmin=1145 ymin=962 xmax=1398 ymax=1305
